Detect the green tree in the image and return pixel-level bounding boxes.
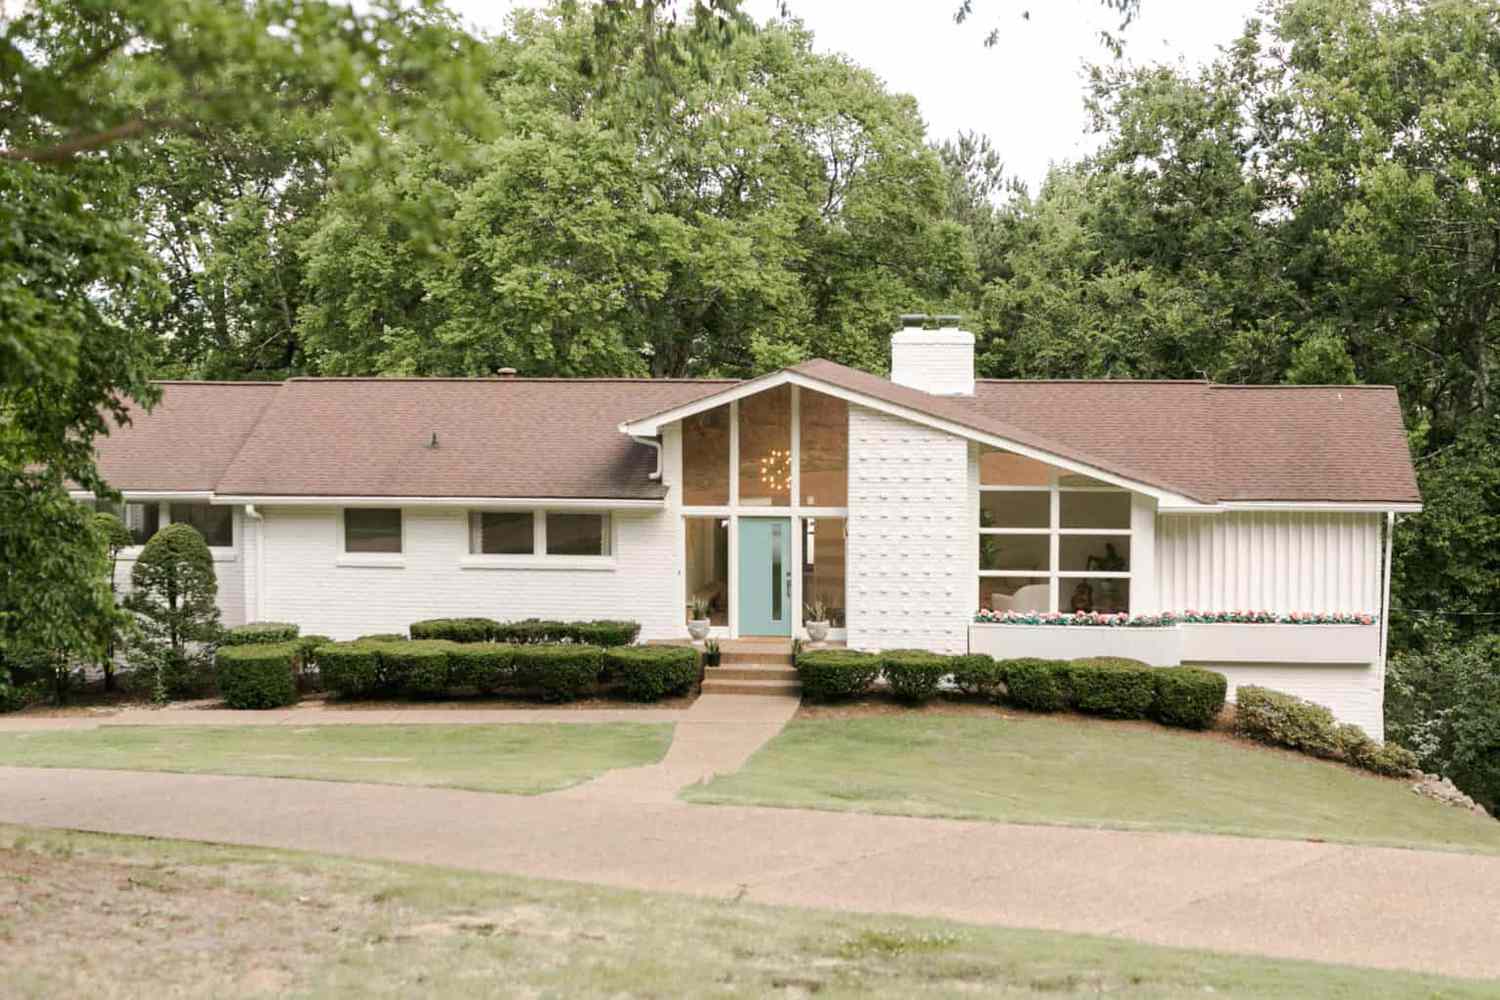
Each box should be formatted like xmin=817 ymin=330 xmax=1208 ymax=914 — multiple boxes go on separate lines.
xmin=93 ymin=512 xmax=136 ymax=693
xmin=125 ymin=524 xmax=221 ymax=703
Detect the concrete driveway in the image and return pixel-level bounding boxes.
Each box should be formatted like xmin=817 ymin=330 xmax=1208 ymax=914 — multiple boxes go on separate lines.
xmin=3 ymin=762 xmax=1499 ymax=980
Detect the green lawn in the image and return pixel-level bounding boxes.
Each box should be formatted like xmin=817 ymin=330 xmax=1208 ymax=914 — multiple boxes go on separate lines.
xmin=3 ymin=825 xmax=1495 ymax=999
xmin=684 ymin=714 xmax=1500 ymax=854
xmin=0 ymin=723 xmax=672 ymax=795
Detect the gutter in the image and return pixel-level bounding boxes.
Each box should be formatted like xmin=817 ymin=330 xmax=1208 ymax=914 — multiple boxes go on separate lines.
xmin=631 ymin=435 xmax=664 ymax=481
xmin=244 ymin=503 xmax=266 ymax=622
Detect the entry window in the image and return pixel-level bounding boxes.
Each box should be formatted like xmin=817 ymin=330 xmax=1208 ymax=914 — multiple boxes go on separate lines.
xmin=685 ymin=517 xmax=730 ymax=625
xmin=546 ymin=513 xmax=611 ymax=556
xmin=169 ymin=502 xmax=233 ymax=548
xmin=801 ymin=517 xmax=846 ymax=627
xmin=344 ymin=508 xmax=402 ymax=553
xmin=470 ymin=511 xmax=534 ymax=555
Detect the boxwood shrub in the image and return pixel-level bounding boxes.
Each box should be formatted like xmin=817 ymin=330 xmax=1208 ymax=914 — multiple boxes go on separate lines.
xmin=490 ymin=619 xmax=641 ymax=647
xmin=880 ymin=650 xmax=949 ymax=704
xmin=297 ymin=635 xmax=333 ymax=668
xmin=215 ymin=642 xmax=299 ymax=709
xmin=570 ymin=620 xmax=642 ymax=647
xmin=1067 ymin=657 xmax=1157 ymax=719
xmin=409 ymin=617 xmax=498 ymax=643
xmin=1234 ymin=685 xmax=1343 ymax=758
xmin=317 ymin=642 xmax=383 ymax=697
xmin=511 ymin=644 xmax=604 ymax=702
xmin=221 ymin=622 xmax=300 ymax=646
xmin=1151 ymin=667 xmax=1227 ymax=729
xmin=1000 ymin=658 xmax=1072 ymax=712
xmin=356 ymin=633 xmax=406 ymax=643
xmin=795 ymin=650 xmax=880 ymax=702
xmin=948 ymin=653 xmax=1002 ymax=700
xmin=448 ymin=643 xmax=513 ymax=693
xmin=378 ymin=640 xmax=457 ymax=697
xmin=605 ymin=645 xmax=699 ymax=701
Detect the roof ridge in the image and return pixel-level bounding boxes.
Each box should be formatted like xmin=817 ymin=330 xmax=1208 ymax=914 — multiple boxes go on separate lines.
xmin=150 ymin=380 xmax=285 ymax=386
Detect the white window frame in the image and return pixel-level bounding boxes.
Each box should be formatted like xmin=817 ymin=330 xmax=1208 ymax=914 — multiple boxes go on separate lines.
xmin=460 ymin=507 xmax=616 ymax=571
xmin=87 ymin=497 xmax=238 ymax=562
xmin=979 ymin=468 xmax=1132 ymax=614
xmin=337 ymin=507 xmax=405 ymax=567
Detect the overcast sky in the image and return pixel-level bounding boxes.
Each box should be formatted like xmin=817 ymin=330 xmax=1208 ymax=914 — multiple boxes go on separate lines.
xmin=446 ymin=0 xmax=1260 ymax=189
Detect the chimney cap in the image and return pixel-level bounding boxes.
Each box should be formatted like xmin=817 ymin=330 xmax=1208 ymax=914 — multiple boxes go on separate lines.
xmin=933 ymin=314 xmax=963 ymax=327
xmin=496 ymin=367 xmax=518 ymax=378
xmin=898 ymin=313 xmax=929 ymax=329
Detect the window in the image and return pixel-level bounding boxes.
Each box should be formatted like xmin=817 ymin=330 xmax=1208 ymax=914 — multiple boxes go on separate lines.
xmin=738 ymin=383 xmax=792 ymax=507
xmin=470 ymin=511 xmax=534 ymax=554
xmin=685 ymin=517 xmax=730 ymax=625
xmin=799 ymin=390 xmax=848 ymax=507
xmin=682 ymin=405 xmax=731 ymax=506
xmin=546 ymin=513 xmax=610 ymax=556
xmin=169 ymin=502 xmax=233 ymax=548
xmin=344 ymin=508 xmax=402 ymax=553
xmin=977 ymin=448 xmax=1132 ymax=614
xmin=801 ymin=516 xmax=846 ymax=627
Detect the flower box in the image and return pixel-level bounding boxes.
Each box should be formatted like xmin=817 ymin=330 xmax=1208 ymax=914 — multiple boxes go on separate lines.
xmin=1179 ymin=623 xmax=1380 ymax=666
xmin=968 ymin=623 xmax=1183 ymax=666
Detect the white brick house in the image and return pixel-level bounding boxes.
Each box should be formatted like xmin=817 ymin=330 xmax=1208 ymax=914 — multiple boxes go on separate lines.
xmin=85 ymin=319 xmax=1420 ymax=735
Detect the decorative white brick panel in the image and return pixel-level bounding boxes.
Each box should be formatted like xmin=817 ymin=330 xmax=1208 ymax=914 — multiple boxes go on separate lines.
xmin=846 ymin=405 xmax=971 ymax=653
xmin=255 ymin=506 xmax=681 ymax=641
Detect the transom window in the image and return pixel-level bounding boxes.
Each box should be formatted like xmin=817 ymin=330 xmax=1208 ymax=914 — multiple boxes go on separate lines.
xmin=466 ymin=510 xmax=611 ymax=558
xmin=978 ymin=450 xmax=1132 ymax=614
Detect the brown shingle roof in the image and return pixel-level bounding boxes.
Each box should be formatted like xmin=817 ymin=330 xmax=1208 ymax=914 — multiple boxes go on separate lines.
xmin=212 ymin=377 xmax=731 ymax=499
xmin=92 ymin=382 xmax=281 ymax=492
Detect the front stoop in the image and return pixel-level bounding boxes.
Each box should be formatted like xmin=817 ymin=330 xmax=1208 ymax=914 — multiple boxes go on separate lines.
xmin=701 ymin=663 xmax=800 ymax=696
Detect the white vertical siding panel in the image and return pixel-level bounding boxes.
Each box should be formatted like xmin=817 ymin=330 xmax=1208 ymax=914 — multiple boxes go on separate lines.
xmin=1155 ymin=511 xmax=1382 ymax=615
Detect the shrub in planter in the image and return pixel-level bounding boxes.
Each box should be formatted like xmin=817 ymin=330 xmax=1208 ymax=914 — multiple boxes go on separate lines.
xmin=222 ymin=622 xmax=301 ymax=646
xmin=880 ymin=650 xmax=950 ymax=704
xmin=215 ymin=642 xmax=299 ymax=709
xmin=605 ymin=645 xmax=699 ymax=701
xmin=795 ymin=650 xmax=880 ymax=702
xmin=409 ymin=617 xmax=498 ymax=643
xmin=377 ymin=640 xmax=458 ymax=697
xmin=1233 ymin=686 xmax=1342 ymax=758
xmin=448 ymin=643 xmax=514 ymax=693
xmin=317 ymin=642 xmax=383 ymax=697
xmin=1000 ymin=658 xmax=1072 ymax=712
xmin=511 ymin=644 xmax=604 ymax=702
xmin=948 ymin=653 xmax=1002 ymax=700
xmin=1067 ymin=657 xmax=1157 ymax=720
xmin=1151 ymin=667 xmax=1227 ymax=729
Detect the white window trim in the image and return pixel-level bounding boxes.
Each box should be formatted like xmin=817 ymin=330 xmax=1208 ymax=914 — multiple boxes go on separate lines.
xmin=95 ymin=499 xmax=238 ymax=561
xmin=461 ymin=507 xmax=616 ymax=569
xmin=337 ymin=506 xmax=405 ymax=567
xmin=978 ymin=467 xmax=1134 ymax=613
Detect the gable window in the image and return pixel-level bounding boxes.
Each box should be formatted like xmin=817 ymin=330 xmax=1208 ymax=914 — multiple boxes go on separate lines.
xmin=546 ymin=513 xmax=611 ymax=556
xmin=978 ymin=450 xmax=1133 ymax=615
xmin=169 ymin=502 xmax=233 ymax=548
xmin=344 ymin=508 xmax=402 ymax=553
xmin=470 ymin=511 xmax=534 ymax=555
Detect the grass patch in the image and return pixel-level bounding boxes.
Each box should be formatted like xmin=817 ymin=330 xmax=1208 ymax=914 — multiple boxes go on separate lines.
xmin=0 ymin=723 xmax=672 ymax=795
xmin=2 ymin=823 xmax=1495 ymax=998
xmin=684 ymin=715 xmax=1500 ymax=854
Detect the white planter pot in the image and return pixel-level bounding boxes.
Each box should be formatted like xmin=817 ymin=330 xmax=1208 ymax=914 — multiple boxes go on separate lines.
xmin=687 ymin=619 xmax=711 ymax=641
xmin=805 ymin=621 xmax=830 ymax=642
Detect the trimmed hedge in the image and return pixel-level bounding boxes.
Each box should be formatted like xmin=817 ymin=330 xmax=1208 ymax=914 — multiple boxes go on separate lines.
xmin=489 ymin=618 xmax=641 ymax=647
xmin=1152 ymin=667 xmax=1227 ymax=729
xmin=297 ymin=635 xmax=333 ymax=667
xmin=948 ymin=653 xmax=1002 ymax=700
xmin=1234 ymin=686 xmax=1343 ymax=758
xmin=1067 ymin=657 xmax=1157 ymax=719
xmin=795 ymin=650 xmax=880 ymax=702
xmin=356 ymin=633 xmax=406 ymax=643
xmin=316 ymin=642 xmax=383 ymax=697
xmin=605 ymin=645 xmax=699 ymax=702
xmin=379 ymin=640 xmax=459 ymax=697
xmin=215 ymin=642 xmax=299 ymax=709
xmin=880 ymin=649 xmax=949 ymax=704
xmin=410 ymin=617 xmax=499 ymax=643
xmin=511 ymin=644 xmax=604 ymax=702
xmin=1000 ymin=658 xmax=1073 ymax=712
xmin=221 ymin=622 xmax=300 ymax=646
xmin=448 ymin=643 xmax=513 ymax=693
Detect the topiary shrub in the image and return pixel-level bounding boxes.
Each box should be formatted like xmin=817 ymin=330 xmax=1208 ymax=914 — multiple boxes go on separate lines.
xmin=511 ymin=644 xmax=603 ymax=702
xmin=1151 ymin=667 xmax=1227 ymax=729
xmin=215 ymin=642 xmax=299 ymax=709
xmin=409 ymin=617 xmax=498 ymax=643
xmin=1067 ymin=657 xmax=1157 ymax=719
xmin=317 ymin=642 xmax=382 ymax=697
xmin=377 ymin=640 xmax=457 ymax=697
xmin=880 ymin=650 xmax=949 ymax=704
xmin=1234 ymin=686 xmax=1343 ymax=758
xmin=448 ymin=643 xmax=513 ymax=693
xmin=605 ymin=645 xmax=699 ymax=701
xmin=125 ymin=523 xmax=222 ymax=702
xmin=795 ymin=650 xmax=880 ymax=702
xmin=221 ymin=622 xmax=300 ymax=646
xmin=948 ymin=653 xmax=1002 ymax=700
xmin=1000 ymin=658 xmax=1072 ymax=712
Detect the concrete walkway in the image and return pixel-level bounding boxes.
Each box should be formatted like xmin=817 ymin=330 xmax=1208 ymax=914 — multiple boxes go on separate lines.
xmin=3 ymin=764 xmax=1499 ymax=979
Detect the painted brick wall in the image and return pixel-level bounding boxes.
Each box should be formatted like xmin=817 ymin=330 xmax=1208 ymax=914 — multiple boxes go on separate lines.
xmin=846 ymin=405 xmax=971 ymax=652
xmin=112 ymin=507 xmax=250 ymax=628
xmin=255 ymin=506 xmax=681 ymax=641
xmin=1207 ymin=663 xmax=1385 ymax=740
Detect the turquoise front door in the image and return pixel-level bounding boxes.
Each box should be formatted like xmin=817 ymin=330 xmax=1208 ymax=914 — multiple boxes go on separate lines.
xmin=738 ymin=517 xmax=792 ymax=636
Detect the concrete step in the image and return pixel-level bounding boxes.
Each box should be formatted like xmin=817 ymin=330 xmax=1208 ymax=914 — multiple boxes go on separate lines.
xmin=701 ymin=678 xmax=802 ymax=696
xmin=720 ymin=649 xmax=794 ymax=666
xmin=705 ymin=665 xmax=799 ymax=682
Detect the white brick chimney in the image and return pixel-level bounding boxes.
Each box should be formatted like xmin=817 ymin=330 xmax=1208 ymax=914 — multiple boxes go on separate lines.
xmin=890 ymin=314 xmax=974 ymax=396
